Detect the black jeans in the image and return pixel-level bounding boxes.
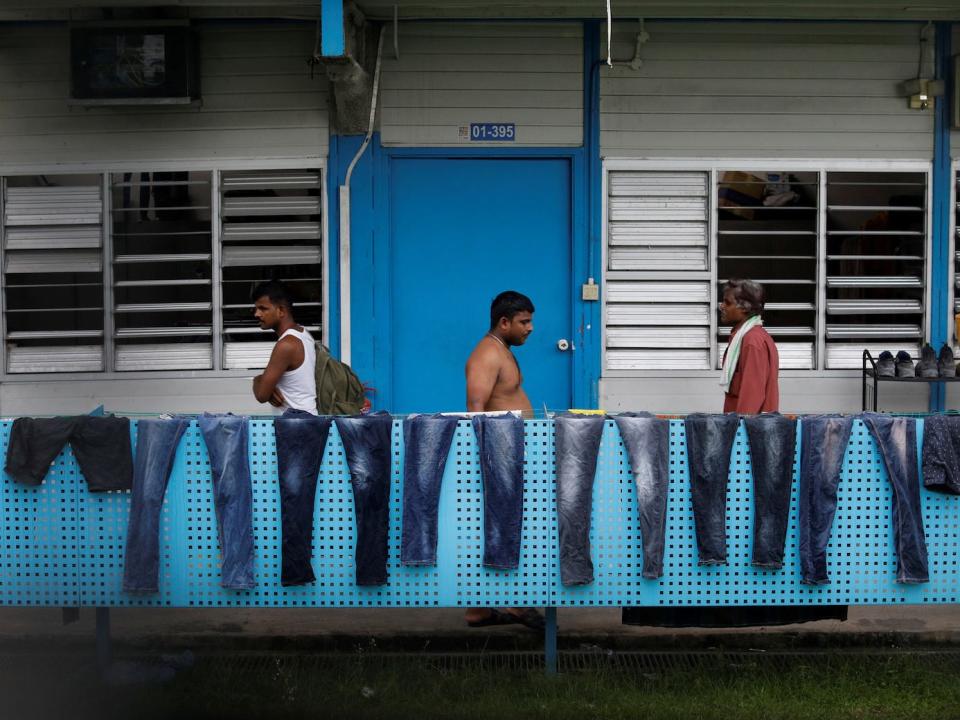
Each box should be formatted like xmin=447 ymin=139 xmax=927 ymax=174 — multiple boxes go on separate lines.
xmin=401 ymin=413 xmax=459 ymax=566
xmin=5 ymin=415 xmax=133 ymax=491
xmin=471 ymin=413 xmax=525 ymax=570
xmin=743 ymin=413 xmax=797 ymax=569
xmin=335 ymin=411 xmax=393 ymax=586
xmin=683 ymin=413 xmax=740 ymax=565
xmin=861 ymin=413 xmax=928 ymax=584
xmin=122 ymin=416 xmax=190 ymax=593
xmin=921 ymin=414 xmax=960 ymax=495
xmin=614 ymin=412 xmax=670 ymax=579
xmin=274 ymin=409 xmax=333 ymax=586
xmin=555 ymin=413 xmax=606 ymax=585
xmin=798 ymin=415 xmax=853 ymax=585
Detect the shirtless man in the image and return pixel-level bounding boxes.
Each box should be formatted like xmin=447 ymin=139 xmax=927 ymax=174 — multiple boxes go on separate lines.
xmin=466 ymin=290 xmax=535 ymax=415
xmin=250 ymin=279 xmax=318 ymax=415
xmin=463 ymin=290 xmax=543 ymax=630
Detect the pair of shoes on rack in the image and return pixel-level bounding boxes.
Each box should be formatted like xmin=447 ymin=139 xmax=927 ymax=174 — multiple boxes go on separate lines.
xmin=880 ymin=345 xmax=957 ymax=379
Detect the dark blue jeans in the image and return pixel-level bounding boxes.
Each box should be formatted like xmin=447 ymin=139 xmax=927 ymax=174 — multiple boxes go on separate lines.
xmin=861 ymin=413 xmax=929 ymax=584
xmin=471 ymin=414 xmax=525 ymax=570
xmin=798 ymin=415 xmax=853 ymax=585
xmin=122 ymin=416 xmax=190 ymax=593
xmin=555 ymin=413 xmax=606 ymax=586
xmin=684 ymin=413 xmax=740 ymax=565
xmin=401 ymin=414 xmax=459 ymax=566
xmin=274 ymin=409 xmax=333 ymax=586
xmin=921 ymin=414 xmax=960 ymax=495
xmin=614 ymin=412 xmax=670 ymax=579
xmin=198 ymin=413 xmax=256 ymax=590
xmin=743 ymin=413 xmax=797 ymax=570
xmin=335 ymin=411 xmax=393 ymax=586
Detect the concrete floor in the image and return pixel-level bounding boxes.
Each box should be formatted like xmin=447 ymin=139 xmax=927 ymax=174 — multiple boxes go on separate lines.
xmin=1 ymin=605 xmax=958 ymax=652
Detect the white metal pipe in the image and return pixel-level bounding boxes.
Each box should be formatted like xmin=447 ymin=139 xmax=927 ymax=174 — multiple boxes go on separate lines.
xmin=339 ymin=27 xmax=385 ymax=365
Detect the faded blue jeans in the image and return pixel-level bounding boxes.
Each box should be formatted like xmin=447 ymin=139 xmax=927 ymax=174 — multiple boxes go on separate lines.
xmin=198 ymin=413 xmax=256 ymax=590
xmin=861 ymin=413 xmax=928 ymax=584
xmin=684 ymin=413 xmax=740 ymax=565
xmin=614 ymin=412 xmax=670 ymax=579
xmin=743 ymin=413 xmax=797 ymax=570
xmin=471 ymin=414 xmax=525 ymax=570
xmin=274 ymin=409 xmax=333 ymax=586
xmin=798 ymin=415 xmax=853 ymax=585
xmin=401 ymin=414 xmax=459 ymax=566
xmin=122 ymin=416 xmax=190 ymax=593
xmin=555 ymin=413 xmax=606 ymax=586
xmin=921 ymin=414 xmax=960 ymax=495
xmin=335 ymin=411 xmax=393 ymax=586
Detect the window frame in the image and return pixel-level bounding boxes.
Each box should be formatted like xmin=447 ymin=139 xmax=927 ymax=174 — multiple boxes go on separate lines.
xmin=601 ymin=157 xmax=933 ymax=377
xmin=0 ymin=157 xmax=328 ymax=380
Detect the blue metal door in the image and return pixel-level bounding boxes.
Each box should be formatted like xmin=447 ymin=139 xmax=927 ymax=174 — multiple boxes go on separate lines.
xmin=389 ymin=158 xmax=573 ymax=414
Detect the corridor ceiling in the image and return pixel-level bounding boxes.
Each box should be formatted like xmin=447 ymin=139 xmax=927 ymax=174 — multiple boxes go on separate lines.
xmin=0 ymin=0 xmax=958 ymax=22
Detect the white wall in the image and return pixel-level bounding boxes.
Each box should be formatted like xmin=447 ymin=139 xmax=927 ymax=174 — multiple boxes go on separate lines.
xmin=0 ymin=376 xmax=273 ymax=416
xmin=379 ymin=22 xmax=583 ymax=146
xmin=602 ymin=374 xmax=935 ymax=414
xmin=601 ymin=21 xmax=934 ymax=159
xmin=0 ymin=22 xmax=329 ymax=165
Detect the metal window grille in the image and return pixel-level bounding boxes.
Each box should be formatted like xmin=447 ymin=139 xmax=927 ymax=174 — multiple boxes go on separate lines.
xmin=110 ymin=171 xmax=214 ymax=371
xmin=2 ymin=175 xmax=105 ymax=373
xmin=604 ymin=171 xmax=712 ymax=371
xmin=219 ymin=169 xmax=323 ymax=370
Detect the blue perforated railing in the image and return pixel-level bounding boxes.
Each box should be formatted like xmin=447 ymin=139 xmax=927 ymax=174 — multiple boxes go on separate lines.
xmin=1 ymin=418 xmax=957 ymax=609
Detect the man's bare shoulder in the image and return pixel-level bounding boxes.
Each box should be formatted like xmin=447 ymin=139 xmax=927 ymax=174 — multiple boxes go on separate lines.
xmin=466 ymin=337 xmax=501 ymax=368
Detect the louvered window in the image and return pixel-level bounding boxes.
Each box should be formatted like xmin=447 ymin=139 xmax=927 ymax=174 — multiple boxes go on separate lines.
xmin=955 ymin=167 xmax=960 ymax=346
xmin=219 ymin=170 xmax=323 ymax=370
xmin=824 ymin=171 xmax=925 ymax=368
xmin=716 ymin=171 xmax=819 ymax=370
xmin=2 ymin=175 xmax=104 ymax=373
xmin=604 ymin=171 xmax=712 ymax=370
xmin=110 ymin=171 xmax=213 ymax=371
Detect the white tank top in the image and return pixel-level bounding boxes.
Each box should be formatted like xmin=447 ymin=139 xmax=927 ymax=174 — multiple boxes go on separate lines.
xmin=276 ymin=327 xmax=318 ymax=415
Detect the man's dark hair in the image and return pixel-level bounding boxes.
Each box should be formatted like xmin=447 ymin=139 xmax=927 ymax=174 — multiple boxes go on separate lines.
xmin=490 ymin=290 xmax=535 ymax=329
xmin=722 ymin=278 xmax=765 ymax=317
xmin=251 ymin=279 xmax=295 ymax=315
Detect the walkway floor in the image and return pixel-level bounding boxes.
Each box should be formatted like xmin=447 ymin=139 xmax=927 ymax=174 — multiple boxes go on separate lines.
xmin=1 ymin=605 xmax=958 ymax=652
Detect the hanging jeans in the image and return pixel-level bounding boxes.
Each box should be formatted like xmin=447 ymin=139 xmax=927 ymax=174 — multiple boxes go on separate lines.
xmin=198 ymin=413 xmax=256 ymax=590
xmin=122 ymin=416 xmax=191 ymax=593
xmin=683 ymin=413 xmax=740 ymax=565
xmin=401 ymin=413 xmax=459 ymax=566
xmin=861 ymin=413 xmax=928 ymax=584
xmin=614 ymin=412 xmax=670 ymax=579
xmin=743 ymin=413 xmax=797 ymax=569
xmin=921 ymin=414 xmax=960 ymax=495
xmin=274 ymin=410 xmax=333 ymax=586
xmin=798 ymin=415 xmax=853 ymax=585
xmin=5 ymin=415 xmax=134 ymax=491
xmin=471 ymin=413 xmax=525 ymax=570
xmin=555 ymin=413 xmax=606 ymax=585
xmin=335 ymin=412 xmax=393 ymax=586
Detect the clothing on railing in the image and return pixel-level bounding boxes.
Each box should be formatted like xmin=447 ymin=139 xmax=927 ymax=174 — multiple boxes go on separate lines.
xmin=400 ymin=413 xmax=459 ymax=567
xmin=274 ymin=409 xmax=333 ymax=586
xmin=743 ymin=413 xmax=797 ymax=570
xmin=198 ymin=413 xmax=256 ymax=590
xmin=335 ymin=411 xmax=393 ymax=586
xmin=5 ymin=415 xmax=133 ymax=491
xmin=555 ymin=412 xmax=606 ymax=586
xmin=471 ymin=413 xmax=525 ymax=570
xmin=123 ymin=416 xmax=190 ymax=593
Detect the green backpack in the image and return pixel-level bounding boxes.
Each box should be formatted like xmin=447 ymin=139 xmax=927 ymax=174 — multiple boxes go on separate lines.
xmin=314 ymin=342 xmax=366 ymax=415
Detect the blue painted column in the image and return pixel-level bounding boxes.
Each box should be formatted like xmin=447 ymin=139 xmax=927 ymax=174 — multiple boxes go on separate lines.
xmin=930 ymin=22 xmax=952 ymax=411
xmin=321 ymin=0 xmax=345 ymax=57
xmin=326 ymin=133 xmax=386 ymax=407
xmin=582 ymin=20 xmax=602 ymax=409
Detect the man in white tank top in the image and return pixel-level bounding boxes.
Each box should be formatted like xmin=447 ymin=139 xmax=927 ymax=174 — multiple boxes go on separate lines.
xmin=251 ymin=280 xmax=318 ymax=415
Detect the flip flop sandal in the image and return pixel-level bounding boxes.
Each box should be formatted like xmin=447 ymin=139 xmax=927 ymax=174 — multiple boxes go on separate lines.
xmin=466 ymin=609 xmax=515 ymax=628
xmin=508 ymin=609 xmax=546 ymax=631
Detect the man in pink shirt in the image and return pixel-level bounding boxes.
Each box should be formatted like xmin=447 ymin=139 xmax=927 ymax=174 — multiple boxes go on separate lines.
xmin=719 ymin=279 xmax=779 ymax=414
